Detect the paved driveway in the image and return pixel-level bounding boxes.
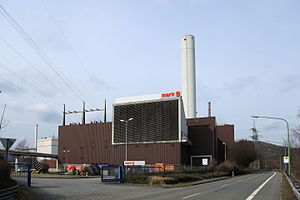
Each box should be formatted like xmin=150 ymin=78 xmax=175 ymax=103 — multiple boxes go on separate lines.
xmin=32 ymin=177 xmax=163 ymax=200
xmin=31 ymin=171 xmax=280 ymax=200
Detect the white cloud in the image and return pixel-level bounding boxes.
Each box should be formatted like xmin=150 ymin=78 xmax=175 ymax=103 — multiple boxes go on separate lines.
xmin=280 ymin=74 xmax=300 ymax=92
xmin=225 ymin=76 xmax=258 ymax=95
xmin=27 ymin=103 xmax=60 ymax=123
xmin=261 ymin=120 xmax=282 ymax=130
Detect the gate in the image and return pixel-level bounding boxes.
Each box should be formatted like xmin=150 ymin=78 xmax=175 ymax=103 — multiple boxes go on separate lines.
xmin=10 ymin=163 xmax=32 ymax=186
xmin=101 ymin=165 xmax=124 ymax=183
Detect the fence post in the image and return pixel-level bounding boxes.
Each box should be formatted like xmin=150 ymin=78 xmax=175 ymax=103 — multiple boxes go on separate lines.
xmin=120 ymin=165 xmax=125 ymax=183
xmin=27 ymin=164 xmax=32 ymax=187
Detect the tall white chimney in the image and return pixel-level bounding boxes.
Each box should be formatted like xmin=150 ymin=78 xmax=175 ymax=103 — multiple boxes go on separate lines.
xmin=181 ymin=35 xmax=196 ymax=118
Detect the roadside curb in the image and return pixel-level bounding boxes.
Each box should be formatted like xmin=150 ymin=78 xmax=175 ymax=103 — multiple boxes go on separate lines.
xmin=191 ymin=177 xmax=229 ymax=186
xmin=163 ymin=176 xmax=231 ymax=188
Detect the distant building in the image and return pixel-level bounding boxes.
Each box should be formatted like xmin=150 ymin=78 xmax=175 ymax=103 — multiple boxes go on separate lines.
xmin=37 ymin=136 xmax=58 ymax=169
xmin=37 ymin=136 xmax=58 ymax=155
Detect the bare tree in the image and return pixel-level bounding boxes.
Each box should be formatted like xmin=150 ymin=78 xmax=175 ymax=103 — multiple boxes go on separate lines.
xmin=230 ymin=140 xmax=258 ymax=168
xmin=291 ymin=110 xmax=300 ymax=147
xmin=292 ymin=126 xmax=300 ymax=147
xmin=14 ymin=139 xmax=29 ymax=151
xmin=290 ymin=111 xmax=300 ymax=179
xmin=0 ymin=104 xmax=9 ymax=135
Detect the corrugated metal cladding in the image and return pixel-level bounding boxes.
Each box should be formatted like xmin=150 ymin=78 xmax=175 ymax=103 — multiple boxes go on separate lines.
xmin=113 ymin=99 xmax=178 ymax=143
xmin=189 ymin=125 xmax=215 ymax=156
xmin=58 ymin=123 xmax=183 ymax=165
xmin=186 ymin=117 xmax=234 ymax=164
xmin=187 ymin=117 xmax=216 ymax=128
xmin=187 ymin=117 xmax=217 ymax=162
xmin=216 ymin=125 xmax=234 ymax=147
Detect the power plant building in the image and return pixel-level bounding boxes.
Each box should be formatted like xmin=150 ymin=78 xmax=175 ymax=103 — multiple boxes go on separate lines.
xmin=58 ymin=94 xmax=234 ymax=166
xmin=58 ymin=35 xmax=235 ymax=167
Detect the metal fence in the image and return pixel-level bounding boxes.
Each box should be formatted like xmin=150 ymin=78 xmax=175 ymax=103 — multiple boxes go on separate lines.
xmin=125 ymin=165 xmax=215 ymax=173
xmin=100 ymin=164 xmax=216 ymax=183
xmin=9 ymin=163 xmax=32 ymax=186
xmin=125 ymin=166 xmax=163 ymax=174
xmin=101 ymin=165 xmax=125 ymax=183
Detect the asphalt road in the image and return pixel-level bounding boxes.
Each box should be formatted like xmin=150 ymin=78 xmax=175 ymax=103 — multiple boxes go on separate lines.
xmin=31 ymin=171 xmax=280 ymax=200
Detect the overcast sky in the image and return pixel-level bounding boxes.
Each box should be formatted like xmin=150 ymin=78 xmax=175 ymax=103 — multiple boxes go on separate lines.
xmin=0 ymin=0 xmax=299 ymax=148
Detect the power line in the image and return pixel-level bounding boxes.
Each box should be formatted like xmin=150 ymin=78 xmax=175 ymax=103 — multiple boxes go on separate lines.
xmin=40 ymin=0 xmax=91 ymax=75
xmin=0 ymin=4 xmax=86 ymax=102
xmin=0 ymin=60 xmax=65 ymax=107
xmin=0 ymin=36 xmax=80 ymax=107
xmin=0 ymin=75 xmax=61 ymax=111
xmin=40 ymin=0 xmax=106 ymax=103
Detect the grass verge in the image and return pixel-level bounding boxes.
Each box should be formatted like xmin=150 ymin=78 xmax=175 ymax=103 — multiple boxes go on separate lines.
xmin=281 ymin=173 xmax=298 ymax=200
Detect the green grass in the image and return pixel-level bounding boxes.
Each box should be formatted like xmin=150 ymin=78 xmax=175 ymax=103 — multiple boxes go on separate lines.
xmin=281 ymin=173 xmax=298 ymax=200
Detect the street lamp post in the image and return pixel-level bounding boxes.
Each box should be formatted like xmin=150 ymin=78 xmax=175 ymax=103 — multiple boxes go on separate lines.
xmin=252 ymin=115 xmax=291 ymax=175
xmin=222 ymin=142 xmax=227 ymax=162
xmin=63 ymin=149 xmax=70 ymax=169
xmin=120 ymin=118 xmax=133 ymax=162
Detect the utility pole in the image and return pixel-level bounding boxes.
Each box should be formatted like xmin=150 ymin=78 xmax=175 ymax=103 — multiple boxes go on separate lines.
xmin=251 ymin=119 xmax=260 ymax=169
xmin=62 ymin=104 xmax=66 ymax=126
xmin=35 ymin=124 xmax=38 ymax=152
xmin=82 ymin=101 xmax=85 ymax=124
xmin=104 ymin=99 xmax=107 ymax=123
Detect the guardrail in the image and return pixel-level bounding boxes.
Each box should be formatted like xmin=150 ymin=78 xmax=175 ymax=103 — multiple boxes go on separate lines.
xmin=0 ymin=185 xmax=18 ymax=200
xmin=285 ymin=172 xmax=300 ymax=200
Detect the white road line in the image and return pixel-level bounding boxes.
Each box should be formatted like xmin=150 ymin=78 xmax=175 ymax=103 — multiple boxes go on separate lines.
xmin=182 ymin=192 xmax=201 ymax=199
xmin=245 ymin=172 xmax=277 ymax=200
xmin=220 ymin=184 xmax=229 ymax=188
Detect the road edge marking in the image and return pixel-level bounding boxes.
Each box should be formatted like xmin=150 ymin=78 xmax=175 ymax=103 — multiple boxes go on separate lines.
xmin=245 ymin=172 xmax=277 ymax=200
xmin=182 ymin=192 xmax=200 ymax=199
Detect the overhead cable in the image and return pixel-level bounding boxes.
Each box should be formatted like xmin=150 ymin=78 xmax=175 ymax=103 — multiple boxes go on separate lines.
xmin=0 ymin=4 xmax=86 ymax=102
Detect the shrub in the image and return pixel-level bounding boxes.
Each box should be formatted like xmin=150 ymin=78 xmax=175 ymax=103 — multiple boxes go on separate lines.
xmin=216 ymin=161 xmax=236 ymax=174
xmin=125 ymin=174 xmax=149 ymax=184
xmin=148 ymin=176 xmax=175 ymax=185
xmin=0 ymin=154 xmax=16 ymax=189
xmin=164 ymin=173 xmax=202 ymax=183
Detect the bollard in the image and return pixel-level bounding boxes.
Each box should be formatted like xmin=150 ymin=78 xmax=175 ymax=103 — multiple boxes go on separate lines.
xmin=232 ymin=171 xmax=234 ymax=177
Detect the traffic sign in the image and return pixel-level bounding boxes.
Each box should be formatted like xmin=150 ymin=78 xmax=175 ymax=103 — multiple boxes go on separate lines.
xmin=284 ymin=156 xmax=289 ymax=164
xmin=0 ymin=138 xmax=16 ymax=151
xmin=202 ymin=158 xmax=208 ymax=166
